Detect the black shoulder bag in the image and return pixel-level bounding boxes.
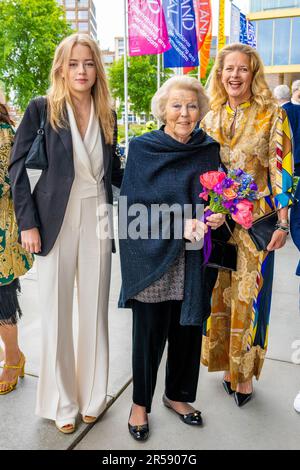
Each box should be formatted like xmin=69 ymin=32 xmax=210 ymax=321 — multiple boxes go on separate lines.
xmin=25 ymin=99 xmax=48 ymax=170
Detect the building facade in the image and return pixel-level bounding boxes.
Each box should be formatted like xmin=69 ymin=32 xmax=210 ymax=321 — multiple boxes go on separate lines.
xmin=57 ymin=0 xmax=97 ymax=40
xmin=248 ymin=1 xmax=300 ymax=87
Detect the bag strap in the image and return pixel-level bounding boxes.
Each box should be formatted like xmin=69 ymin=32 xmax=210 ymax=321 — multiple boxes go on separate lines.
xmin=36 ymin=97 xmax=47 ymax=135
xmin=224 ymin=218 xmax=239 ymax=245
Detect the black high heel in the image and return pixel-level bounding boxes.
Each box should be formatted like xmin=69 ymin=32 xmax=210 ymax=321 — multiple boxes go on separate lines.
xmin=128 ymin=406 xmax=149 ymax=442
xmin=222 ymin=380 xmax=234 ymax=395
xmin=234 ymin=392 xmax=253 ymax=407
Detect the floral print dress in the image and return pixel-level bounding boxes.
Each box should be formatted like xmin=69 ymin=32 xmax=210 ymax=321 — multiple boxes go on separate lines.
xmin=0 ymin=122 xmax=33 ymax=323
xmin=200 ymin=101 xmax=293 ymax=389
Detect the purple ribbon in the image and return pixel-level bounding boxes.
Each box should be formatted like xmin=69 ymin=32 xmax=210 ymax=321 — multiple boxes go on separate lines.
xmin=201 ymin=209 xmax=213 ymax=265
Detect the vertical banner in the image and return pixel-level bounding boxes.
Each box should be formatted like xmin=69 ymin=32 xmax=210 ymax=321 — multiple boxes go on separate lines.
xmin=128 ymin=0 xmax=171 ymax=56
xmin=200 ymin=18 xmax=212 ymax=78
xmin=239 ymin=12 xmax=248 ymax=44
xmin=217 ymin=0 xmax=226 ymax=51
xmin=230 ymin=3 xmax=240 ymax=44
xmin=183 ymin=0 xmax=212 ymax=74
xmin=162 ymin=0 xmax=199 ymax=68
xmin=247 ymin=21 xmax=257 ymax=48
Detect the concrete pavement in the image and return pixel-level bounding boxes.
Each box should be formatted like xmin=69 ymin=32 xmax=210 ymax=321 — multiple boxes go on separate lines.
xmin=0 ymin=237 xmax=299 ymax=450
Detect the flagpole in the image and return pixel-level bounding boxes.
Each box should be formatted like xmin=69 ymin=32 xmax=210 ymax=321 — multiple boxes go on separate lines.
xmin=124 ymin=0 xmax=129 ymax=158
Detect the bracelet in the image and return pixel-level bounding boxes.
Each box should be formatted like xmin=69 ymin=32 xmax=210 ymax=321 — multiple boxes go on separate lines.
xmin=275 ymin=224 xmax=289 ymax=233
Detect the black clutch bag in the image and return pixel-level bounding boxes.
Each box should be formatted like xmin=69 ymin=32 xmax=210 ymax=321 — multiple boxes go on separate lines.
xmin=25 ymin=99 xmax=48 ymax=170
xmin=207 ymin=219 xmax=238 ymax=272
xmin=248 ymin=210 xmax=277 ymax=251
xmin=208 ymin=239 xmax=238 ymax=271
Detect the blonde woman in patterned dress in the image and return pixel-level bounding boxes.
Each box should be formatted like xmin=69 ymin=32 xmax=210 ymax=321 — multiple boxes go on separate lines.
xmin=0 ymin=100 xmax=33 ymax=394
xmin=200 ymin=43 xmax=294 ymax=407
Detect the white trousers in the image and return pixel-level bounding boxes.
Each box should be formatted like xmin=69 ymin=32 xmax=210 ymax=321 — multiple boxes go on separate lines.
xmin=35 ymin=186 xmax=112 ymax=423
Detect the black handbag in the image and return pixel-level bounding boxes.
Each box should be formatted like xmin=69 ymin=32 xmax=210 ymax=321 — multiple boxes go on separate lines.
xmin=207 ymin=219 xmax=238 ymax=272
xmin=25 ymin=100 xmax=48 ymax=170
xmin=248 ymin=210 xmax=277 ymax=251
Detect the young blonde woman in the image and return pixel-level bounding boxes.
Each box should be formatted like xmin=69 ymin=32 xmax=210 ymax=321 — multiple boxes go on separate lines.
xmin=9 ymin=34 xmax=122 ymax=433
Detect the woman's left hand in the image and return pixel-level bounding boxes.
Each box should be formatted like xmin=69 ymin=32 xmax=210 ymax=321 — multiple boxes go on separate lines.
xmin=205 ymin=211 xmax=226 ymax=230
xmin=267 ymin=230 xmax=288 ymax=251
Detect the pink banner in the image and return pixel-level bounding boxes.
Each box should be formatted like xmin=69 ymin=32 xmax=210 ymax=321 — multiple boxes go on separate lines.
xmin=128 ymin=0 xmax=171 ymax=56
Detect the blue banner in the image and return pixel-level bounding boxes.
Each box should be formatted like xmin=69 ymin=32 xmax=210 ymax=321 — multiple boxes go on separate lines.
xmin=239 ymin=13 xmax=248 ymax=44
xmin=247 ymin=21 xmax=256 ymax=48
xmin=162 ymin=0 xmax=199 ymax=68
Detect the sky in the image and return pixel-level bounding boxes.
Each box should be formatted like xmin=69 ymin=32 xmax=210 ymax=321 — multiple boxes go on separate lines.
xmin=96 ymin=0 xmax=250 ymax=51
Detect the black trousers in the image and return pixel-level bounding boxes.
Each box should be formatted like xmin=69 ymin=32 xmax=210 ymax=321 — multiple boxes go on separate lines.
xmin=295 ymin=163 xmax=300 ymax=177
xmin=131 ymin=299 xmax=203 ymax=413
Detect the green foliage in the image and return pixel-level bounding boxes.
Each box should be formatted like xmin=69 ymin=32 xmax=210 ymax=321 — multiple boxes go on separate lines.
xmin=0 ymin=0 xmax=72 ymax=110
xmin=108 ymin=55 xmax=172 ymax=117
xmin=186 ymin=58 xmax=215 ymax=87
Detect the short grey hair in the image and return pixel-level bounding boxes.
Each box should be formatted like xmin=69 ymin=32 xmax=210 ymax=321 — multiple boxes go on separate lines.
xmin=273 ymin=85 xmax=291 ymax=101
xmin=151 ymin=75 xmax=209 ymax=124
xmin=292 ymin=80 xmax=300 ymax=93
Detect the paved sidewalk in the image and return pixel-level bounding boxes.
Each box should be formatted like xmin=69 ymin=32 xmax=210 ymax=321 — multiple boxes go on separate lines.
xmin=0 ymin=239 xmax=299 ymax=450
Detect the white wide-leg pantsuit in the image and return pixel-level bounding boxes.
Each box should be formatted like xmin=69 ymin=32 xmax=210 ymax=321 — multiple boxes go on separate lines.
xmin=35 ymin=100 xmax=112 ymax=426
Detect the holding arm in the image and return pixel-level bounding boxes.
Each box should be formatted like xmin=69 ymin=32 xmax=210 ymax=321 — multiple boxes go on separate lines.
xmin=267 ymin=107 xmax=294 ymax=251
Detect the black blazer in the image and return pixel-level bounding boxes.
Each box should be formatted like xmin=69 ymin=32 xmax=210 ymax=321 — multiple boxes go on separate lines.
xmin=9 ymin=97 xmax=123 ymax=256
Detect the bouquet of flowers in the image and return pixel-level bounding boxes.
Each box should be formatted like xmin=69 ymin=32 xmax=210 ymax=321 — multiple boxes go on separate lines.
xmin=199 ymin=168 xmax=259 ymax=229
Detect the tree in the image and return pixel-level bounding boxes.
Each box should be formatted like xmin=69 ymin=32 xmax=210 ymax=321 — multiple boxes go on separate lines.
xmin=108 ymin=55 xmax=172 ymax=118
xmin=0 ymin=0 xmax=72 ymax=110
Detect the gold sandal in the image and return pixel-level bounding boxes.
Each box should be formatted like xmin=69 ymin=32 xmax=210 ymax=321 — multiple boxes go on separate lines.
xmin=0 ymin=352 xmax=25 ymax=395
xmin=82 ymin=415 xmax=97 ymax=424
xmin=55 ymin=421 xmax=76 ymax=434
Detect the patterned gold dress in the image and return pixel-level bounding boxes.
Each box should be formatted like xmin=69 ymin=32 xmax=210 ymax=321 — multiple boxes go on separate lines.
xmin=0 ymin=123 xmax=33 ymax=324
xmin=200 ymin=101 xmax=294 ymax=389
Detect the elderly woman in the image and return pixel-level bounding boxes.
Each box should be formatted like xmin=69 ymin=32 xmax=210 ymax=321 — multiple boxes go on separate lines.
xmin=118 ymin=76 xmax=225 ymax=441
xmin=200 ymin=43 xmax=294 ymax=407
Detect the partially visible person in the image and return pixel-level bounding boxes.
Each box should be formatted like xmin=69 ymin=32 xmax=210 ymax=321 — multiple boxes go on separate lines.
xmin=292 ymin=80 xmax=300 ymax=105
xmin=273 ymin=84 xmax=291 ymax=106
xmin=274 ymin=85 xmax=300 ymax=177
xmin=291 ymin=179 xmax=300 ymax=413
xmin=201 ymin=43 xmax=294 ymax=407
xmin=0 ymin=97 xmax=33 ymax=394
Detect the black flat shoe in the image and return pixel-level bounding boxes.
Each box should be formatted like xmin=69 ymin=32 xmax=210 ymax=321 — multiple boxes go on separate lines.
xmin=162 ymin=395 xmax=203 ymax=426
xmin=222 ymin=380 xmax=234 ymax=395
xmin=128 ymin=407 xmax=149 ymax=442
xmin=234 ymin=392 xmax=253 ymax=407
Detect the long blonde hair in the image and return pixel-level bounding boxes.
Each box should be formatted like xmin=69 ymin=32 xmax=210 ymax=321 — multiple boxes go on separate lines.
xmin=209 ymin=43 xmax=274 ymax=111
xmin=48 ymin=33 xmax=114 ymax=145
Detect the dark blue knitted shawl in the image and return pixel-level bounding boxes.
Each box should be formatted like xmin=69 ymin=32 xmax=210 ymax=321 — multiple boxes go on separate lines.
xmin=118 ymin=128 xmax=220 ymax=326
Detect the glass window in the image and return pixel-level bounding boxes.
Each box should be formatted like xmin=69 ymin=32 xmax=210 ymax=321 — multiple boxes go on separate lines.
xmin=66 ymin=11 xmax=76 ymax=20
xmin=78 ymin=22 xmax=88 ymax=32
xmin=273 ymin=18 xmax=291 ymax=65
xmin=78 ymin=10 xmax=88 ymax=19
xmin=65 ymin=0 xmax=76 ymax=6
xmin=78 ymin=0 xmax=89 ymax=6
xmin=256 ymin=20 xmax=273 ymax=66
xmin=70 ymin=22 xmax=77 ymax=30
xmin=291 ymin=17 xmax=300 ymax=64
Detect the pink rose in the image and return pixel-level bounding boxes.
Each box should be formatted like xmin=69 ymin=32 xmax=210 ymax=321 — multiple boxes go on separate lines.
xmin=200 ymin=171 xmax=226 ymax=190
xmin=232 ymin=199 xmax=254 ymax=229
xmin=199 ymin=191 xmax=209 ymax=201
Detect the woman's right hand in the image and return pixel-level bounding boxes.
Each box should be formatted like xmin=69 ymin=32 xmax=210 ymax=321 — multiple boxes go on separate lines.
xmin=184 ymin=219 xmax=208 ymax=242
xmin=21 ymin=228 xmax=41 ymax=253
